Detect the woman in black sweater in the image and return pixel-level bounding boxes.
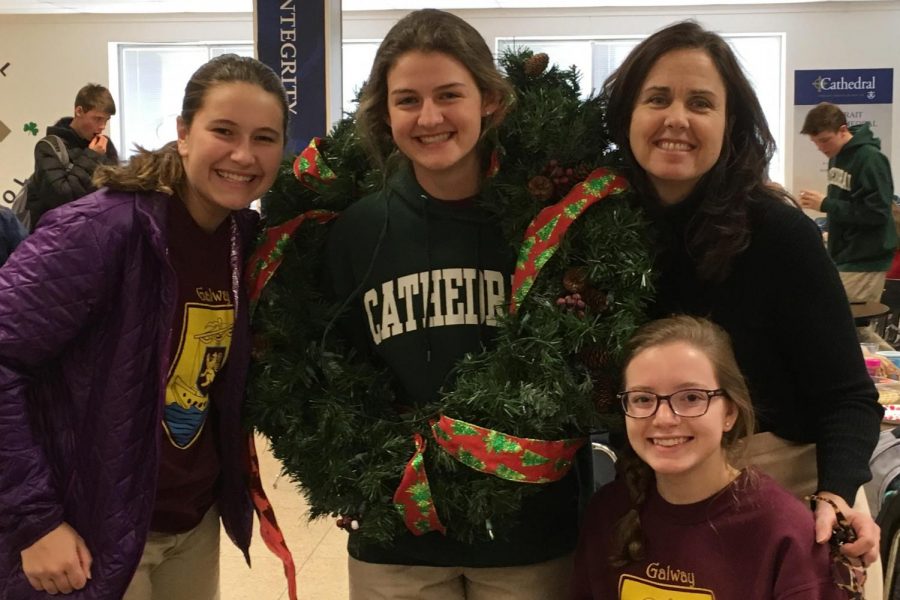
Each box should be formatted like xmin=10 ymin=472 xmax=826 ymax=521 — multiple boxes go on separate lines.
xmin=601 ymin=20 xmax=883 ymax=577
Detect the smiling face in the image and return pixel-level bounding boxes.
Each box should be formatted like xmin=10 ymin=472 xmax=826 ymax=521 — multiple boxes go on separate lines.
xmin=386 ymin=50 xmax=498 ymax=199
xmin=624 ymin=340 xmax=737 ymax=504
xmin=628 ymin=48 xmax=727 ymax=205
xmin=177 ymin=81 xmax=284 ymax=232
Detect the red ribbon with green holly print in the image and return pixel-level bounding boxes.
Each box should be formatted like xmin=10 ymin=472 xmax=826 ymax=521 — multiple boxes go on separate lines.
xmin=393 ymin=417 xmax=585 ymax=536
xmin=245 ymin=210 xmax=337 ymax=315
xmin=392 ymin=433 xmax=447 ymax=536
xmin=292 ymin=137 xmax=337 ymax=193
xmin=509 ymin=168 xmax=629 ymax=314
xmin=246 ymin=434 xmax=298 ymax=599
xmin=431 ymin=415 xmax=584 ymax=483
xmin=246 ymin=137 xmax=343 ymax=315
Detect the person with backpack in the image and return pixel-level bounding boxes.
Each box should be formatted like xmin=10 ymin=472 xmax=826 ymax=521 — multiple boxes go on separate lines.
xmin=26 ymin=83 xmax=119 ymax=230
xmin=11 ymin=136 xmax=70 ymax=231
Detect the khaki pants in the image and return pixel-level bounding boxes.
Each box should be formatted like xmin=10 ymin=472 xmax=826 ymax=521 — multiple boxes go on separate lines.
xmin=737 ymin=432 xmax=883 ymax=600
xmin=348 ymin=553 xmax=573 ymax=600
xmin=123 ymin=506 xmax=221 ymax=600
xmin=841 ymin=271 xmax=892 ymax=350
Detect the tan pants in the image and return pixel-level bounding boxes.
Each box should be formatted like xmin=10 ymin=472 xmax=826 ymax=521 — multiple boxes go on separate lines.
xmin=841 ymin=271 xmax=893 ymax=350
xmin=738 ymin=432 xmax=883 ymax=599
xmin=348 ymin=553 xmax=573 ymax=600
xmin=123 ymin=506 xmax=221 ymax=600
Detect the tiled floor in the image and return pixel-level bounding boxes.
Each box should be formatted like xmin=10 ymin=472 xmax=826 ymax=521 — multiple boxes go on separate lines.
xmin=220 ymin=436 xmax=350 ymax=600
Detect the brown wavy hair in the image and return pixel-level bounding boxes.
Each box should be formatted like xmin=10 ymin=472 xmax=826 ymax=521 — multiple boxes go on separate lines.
xmin=75 ymin=83 xmax=116 ymax=115
xmin=355 ymin=9 xmax=515 ymax=173
xmin=800 ymin=102 xmax=848 ymax=136
xmin=93 ymin=54 xmax=288 ymax=195
xmin=602 ymin=21 xmax=792 ymax=281
xmin=610 ymin=315 xmax=755 ymax=566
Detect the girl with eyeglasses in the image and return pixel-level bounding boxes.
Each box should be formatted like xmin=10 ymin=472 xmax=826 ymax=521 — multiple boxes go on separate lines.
xmin=571 ymin=315 xmax=846 ymax=599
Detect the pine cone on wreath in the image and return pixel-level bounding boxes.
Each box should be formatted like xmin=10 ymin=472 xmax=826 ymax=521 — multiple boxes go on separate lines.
xmin=591 ymin=374 xmax=618 ymax=413
xmin=562 ymin=267 xmax=588 ymax=294
xmin=563 ymin=267 xmax=609 ymax=313
xmin=581 ymin=288 xmax=609 ymax=313
xmin=524 ymin=52 xmax=550 ymax=77
xmin=579 ymin=348 xmax=618 ymax=413
xmin=527 ymin=175 xmax=555 ymax=202
xmin=579 ymin=346 xmax=610 ymax=371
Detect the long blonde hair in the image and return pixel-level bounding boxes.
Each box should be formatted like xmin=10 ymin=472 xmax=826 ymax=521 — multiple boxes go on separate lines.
xmin=93 ymin=54 xmax=288 ymax=195
xmin=610 ymin=315 xmax=756 ymax=567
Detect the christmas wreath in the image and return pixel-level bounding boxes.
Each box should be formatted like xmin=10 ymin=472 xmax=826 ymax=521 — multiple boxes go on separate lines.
xmin=244 ymin=50 xmax=654 ymax=547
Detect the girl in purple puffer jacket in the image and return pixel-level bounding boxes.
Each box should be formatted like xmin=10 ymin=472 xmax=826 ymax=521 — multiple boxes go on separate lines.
xmin=0 ymin=54 xmax=288 ymax=600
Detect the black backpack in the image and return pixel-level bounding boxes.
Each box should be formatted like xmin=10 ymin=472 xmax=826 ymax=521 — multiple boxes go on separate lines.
xmin=11 ymin=135 xmax=70 ymax=231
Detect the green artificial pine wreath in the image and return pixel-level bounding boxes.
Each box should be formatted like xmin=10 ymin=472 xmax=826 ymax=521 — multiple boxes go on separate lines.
xmin=245 ymin=49 xmax=654 ymax=548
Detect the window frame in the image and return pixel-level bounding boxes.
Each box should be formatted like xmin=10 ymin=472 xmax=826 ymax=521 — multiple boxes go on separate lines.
xmin=110 ymin=41 xmax=253 ymax=159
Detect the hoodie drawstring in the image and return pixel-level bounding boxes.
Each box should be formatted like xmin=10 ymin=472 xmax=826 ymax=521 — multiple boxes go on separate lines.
xmin=423 ymin=194 xmax=434 ymax=363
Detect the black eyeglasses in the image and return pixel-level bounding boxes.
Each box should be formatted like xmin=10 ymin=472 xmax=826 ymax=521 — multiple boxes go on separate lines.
xmin=617 ymin=388 xmax=727 ymax=418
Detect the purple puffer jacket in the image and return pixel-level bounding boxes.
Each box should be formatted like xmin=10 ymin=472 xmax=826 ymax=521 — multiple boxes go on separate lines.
xmin=0 ymin=189 xmax=258 ymax=599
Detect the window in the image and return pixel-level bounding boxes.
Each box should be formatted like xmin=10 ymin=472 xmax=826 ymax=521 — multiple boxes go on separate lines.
xmin=116 ymin=40 xmax=375 ymax=151
xmin=115 ymin=43 xmax=253 ymax=160
xmin=591 ymin=39 xmax=641 ymax=92
xmin=117 ymin=33 xmax=784 ymax=182
xmin=342 ymin=40 xmax=381 ymax=117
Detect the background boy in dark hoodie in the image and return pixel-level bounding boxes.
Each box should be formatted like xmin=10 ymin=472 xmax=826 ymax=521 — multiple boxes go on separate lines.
xmin=799 ymin=102 xmax=896 ymax=347
xmin=27 ymin=83 xmax=119 ymax=229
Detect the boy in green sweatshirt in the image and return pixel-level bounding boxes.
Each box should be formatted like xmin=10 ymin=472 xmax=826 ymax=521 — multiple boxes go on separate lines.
xmin=800 ymin=101 xmax=896 ymax=347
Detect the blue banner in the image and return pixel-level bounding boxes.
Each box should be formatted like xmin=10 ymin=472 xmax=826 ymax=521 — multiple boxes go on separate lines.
xmin=255 ymin=0 xmax=327 ymax=154
xmin=794 ymin=68 xmax=893 ymax=105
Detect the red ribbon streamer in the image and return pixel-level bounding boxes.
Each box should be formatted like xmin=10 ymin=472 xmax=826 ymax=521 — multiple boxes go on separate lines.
xmin=245 ymin=210 xmax=337 ymax=315
xmin=292 ymin=137 xmax=337 ymax=193
xmin=393 ymin=417 xmax=586 ymax=536
xmin=509 ymin=168 xmax=629 ymax=314
xmin=247 ymin=435 xmax=298 ymax=600
xmin=392 ymin=433 xmax=446 ymax=536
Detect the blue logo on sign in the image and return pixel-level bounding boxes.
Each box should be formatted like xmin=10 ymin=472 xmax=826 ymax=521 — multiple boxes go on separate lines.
xmin=795 ymin=69 xmax=893 ymax=105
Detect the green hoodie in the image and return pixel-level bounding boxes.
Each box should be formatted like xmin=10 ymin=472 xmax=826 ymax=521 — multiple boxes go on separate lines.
xmin=822 ymin=123 xmax=896 ymax=271
xmin=326 ymin=164 xmax=579 ymax=567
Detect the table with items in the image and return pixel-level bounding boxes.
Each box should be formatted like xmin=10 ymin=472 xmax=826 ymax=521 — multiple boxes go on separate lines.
xmin=867 ymin=348 xmax=900 ymax=422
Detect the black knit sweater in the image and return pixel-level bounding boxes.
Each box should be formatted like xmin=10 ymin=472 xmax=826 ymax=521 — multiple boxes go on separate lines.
xmin=650 ymin=194 xmax=883 ymax=504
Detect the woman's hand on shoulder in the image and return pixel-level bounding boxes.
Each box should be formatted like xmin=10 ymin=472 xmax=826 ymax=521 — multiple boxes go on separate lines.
xmin=813 ymin=490 xmax=880 ymax=566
